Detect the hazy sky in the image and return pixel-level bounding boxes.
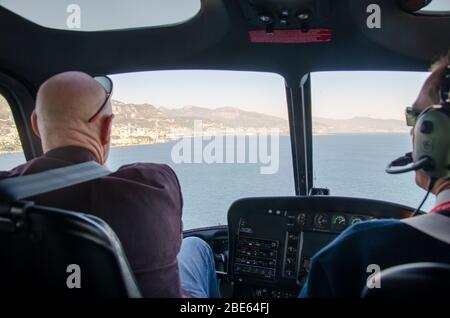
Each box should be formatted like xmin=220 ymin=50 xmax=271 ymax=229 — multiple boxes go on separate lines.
xmin=110 ymin=70 xmax=430 ymax=120
xmin=421 ymin=0 xmax=450 ymax=11
xmin=311 ymin=71 xmax=430 ymax=120
xmin=110 ymin=71 xmax=289 ymax=119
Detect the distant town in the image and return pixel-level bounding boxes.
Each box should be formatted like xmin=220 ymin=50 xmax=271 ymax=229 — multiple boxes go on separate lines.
xmin=0 ymin=97 xmax=408 ymax=154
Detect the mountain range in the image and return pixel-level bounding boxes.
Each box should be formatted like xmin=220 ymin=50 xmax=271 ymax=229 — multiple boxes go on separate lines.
xmin=313 ymin=116 xmax=409 ymax=134
xmin=111 ymin=100 xmax=408 ymax=133
xmin=112 ymin=100 xmax=289 ymax=131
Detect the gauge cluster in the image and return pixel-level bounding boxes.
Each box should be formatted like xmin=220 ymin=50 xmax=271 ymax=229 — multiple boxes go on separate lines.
xmin=297 ymin=211 xmax=374 ymax=233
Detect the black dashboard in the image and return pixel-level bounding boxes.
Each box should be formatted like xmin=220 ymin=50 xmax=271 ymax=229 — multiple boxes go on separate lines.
xmin=226 ymin=196 xmax=416 ymax=298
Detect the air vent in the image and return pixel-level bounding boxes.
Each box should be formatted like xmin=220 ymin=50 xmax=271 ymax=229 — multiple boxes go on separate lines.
xmin=240 ymin=0 xmax=331 ymax=33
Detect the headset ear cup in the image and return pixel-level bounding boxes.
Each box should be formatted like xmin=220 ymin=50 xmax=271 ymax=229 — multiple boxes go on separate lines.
xmin=413 ymin=107 xmax=450 ymax=179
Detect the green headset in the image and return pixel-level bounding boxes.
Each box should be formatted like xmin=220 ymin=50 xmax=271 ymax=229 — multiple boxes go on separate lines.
xmin=386 ymin=64 xmax=450 ymax=180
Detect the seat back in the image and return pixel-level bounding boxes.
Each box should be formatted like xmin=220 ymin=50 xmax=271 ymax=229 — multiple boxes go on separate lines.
xmin=362 ymin=262 xmax=450 ymax=298
xmin=0 ymin=201 xmax=141 ymax=297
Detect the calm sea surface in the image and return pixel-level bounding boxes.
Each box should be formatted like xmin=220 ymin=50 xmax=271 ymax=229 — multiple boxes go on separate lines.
xmin=0 ymin=134 xmax=433 ymax=229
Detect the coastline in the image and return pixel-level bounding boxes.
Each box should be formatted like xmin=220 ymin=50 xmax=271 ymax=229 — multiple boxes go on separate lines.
xmin=0 ymin=131 xmax=409 ymax=155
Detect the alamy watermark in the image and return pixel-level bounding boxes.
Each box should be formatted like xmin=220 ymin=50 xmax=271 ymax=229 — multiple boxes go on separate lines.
xmin=170 ymin=120 xmax=280 ymax=175
xmin=66 ymin=4 xmax=81 ymax=29
xmin=366 ymin=264 xmax=381 ymax=289
xmin=366 ymin=4 xmax=381 ymax=29
xmin=66 ymin=264 xmax=81 ymax=289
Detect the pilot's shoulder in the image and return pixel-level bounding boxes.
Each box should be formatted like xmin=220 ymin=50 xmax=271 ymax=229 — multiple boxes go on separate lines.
xmin=0 ymin=158 xmax=40 ymax=179
xmin=344 ymin=219 xmax=403 ymax=235
xmin=110 ymin=162 xmax=179 ymax=185
xmin=335 ymin=219 xmax=404 ymax=244
xmin=315 ymin=219 xmax=404 ymax=259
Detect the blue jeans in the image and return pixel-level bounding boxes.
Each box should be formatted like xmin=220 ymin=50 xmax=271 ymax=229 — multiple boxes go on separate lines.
xmin=177 ymin=236 xmax=220 ymax=298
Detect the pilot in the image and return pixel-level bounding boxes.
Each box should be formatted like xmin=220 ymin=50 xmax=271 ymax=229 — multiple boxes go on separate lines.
xmin=0 ymin=71 xmax=219 ymax=298
xmin=300 ymin=50 xmax=450 ymax=297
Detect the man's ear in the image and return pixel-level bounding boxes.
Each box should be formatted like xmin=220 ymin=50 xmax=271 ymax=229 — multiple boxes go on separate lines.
xmin=31 ymin=110 xmax=41 ymax=139
xmin=100 ymin=114 xmax=114 ymax=146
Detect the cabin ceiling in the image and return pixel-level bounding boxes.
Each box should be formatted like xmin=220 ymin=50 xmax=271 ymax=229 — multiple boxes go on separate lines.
xmin=0 ymin=0 xmax=449 ymax=91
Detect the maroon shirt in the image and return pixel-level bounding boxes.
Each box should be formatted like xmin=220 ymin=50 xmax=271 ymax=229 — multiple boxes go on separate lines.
xmin=0 ymin=146 xmax=184 ymax=298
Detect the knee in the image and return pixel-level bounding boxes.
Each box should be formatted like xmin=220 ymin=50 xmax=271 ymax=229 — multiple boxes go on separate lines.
xmin=183 ymin=236 xmax=214 ymax=259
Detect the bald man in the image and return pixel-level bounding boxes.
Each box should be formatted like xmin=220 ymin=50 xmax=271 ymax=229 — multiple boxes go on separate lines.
xmin=299 ymin=51 xmax=450 ymax=298
xmin=0 ymin=71 xmax=219 ymax=298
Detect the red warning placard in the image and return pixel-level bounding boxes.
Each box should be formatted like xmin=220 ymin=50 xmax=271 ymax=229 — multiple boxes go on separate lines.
xmin=249 ymin=29 xmax=332 ymax=44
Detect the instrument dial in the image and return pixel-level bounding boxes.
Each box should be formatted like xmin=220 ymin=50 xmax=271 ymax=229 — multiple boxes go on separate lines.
xmin=314 ymin=213 xmax=330 ymax=230
xmin=297 ymin=212 xmax=309 ymax=227
xmin=349 ymin=215 xmax=365 ymax=226
xmin=331 ymin=215 xmax=347 ymax=231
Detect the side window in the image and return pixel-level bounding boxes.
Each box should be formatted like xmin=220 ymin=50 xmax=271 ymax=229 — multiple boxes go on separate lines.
xmin=0 ymin=93 xmax=25 ymax=170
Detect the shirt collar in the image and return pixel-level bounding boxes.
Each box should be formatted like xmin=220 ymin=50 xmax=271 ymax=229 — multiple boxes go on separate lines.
xmin=435 ymin=189 xmax=450 ymax=207
xmin=44 ymin=146 xmax=98 ymax=164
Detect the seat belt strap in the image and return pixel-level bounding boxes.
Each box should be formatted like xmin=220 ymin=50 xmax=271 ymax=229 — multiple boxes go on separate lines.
xmin=0 ymin=161 xmax=111 ymax=202
xmin=401 ymin=213 xmax=450 ymax=245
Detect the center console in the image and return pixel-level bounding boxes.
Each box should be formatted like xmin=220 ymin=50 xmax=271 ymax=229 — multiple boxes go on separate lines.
xmin=227 ymin=196 xmax=414 ymax=298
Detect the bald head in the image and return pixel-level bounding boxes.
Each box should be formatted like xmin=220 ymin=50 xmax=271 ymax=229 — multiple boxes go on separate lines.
xmin=32 ymin=71 xmax=114 ymax=164
xmin=36 ymin=71 xmax=108 ymax=122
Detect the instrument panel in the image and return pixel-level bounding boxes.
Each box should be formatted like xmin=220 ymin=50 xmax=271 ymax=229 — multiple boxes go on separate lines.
xmin=227 ymin=196 xmax=415 ymax=298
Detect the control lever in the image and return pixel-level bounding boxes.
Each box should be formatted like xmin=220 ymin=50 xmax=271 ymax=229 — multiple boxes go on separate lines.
xmin=215 ymin=250 xmax=228 ymax=272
